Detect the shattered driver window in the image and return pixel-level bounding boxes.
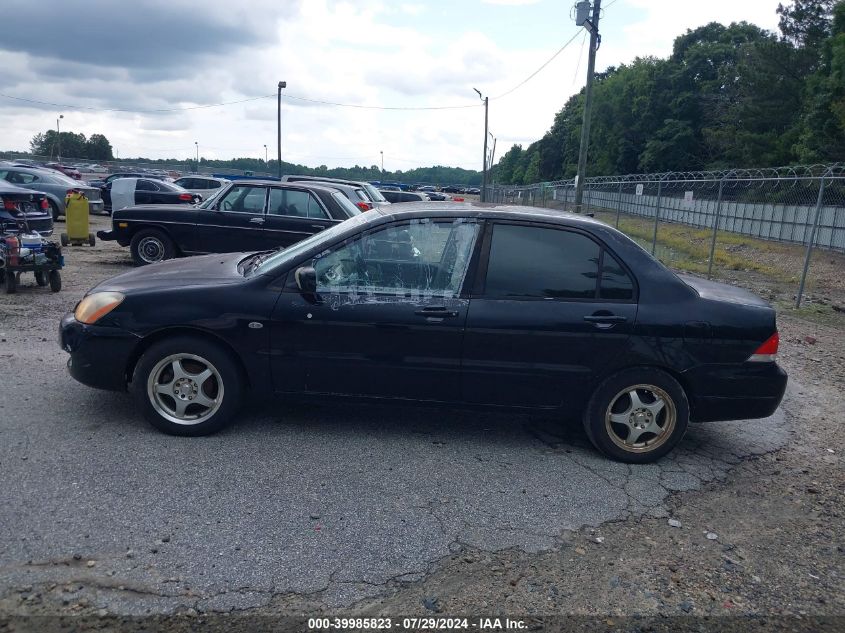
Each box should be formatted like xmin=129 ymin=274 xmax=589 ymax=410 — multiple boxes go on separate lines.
xmin=312 ymin=219 xmax=480 ymax=297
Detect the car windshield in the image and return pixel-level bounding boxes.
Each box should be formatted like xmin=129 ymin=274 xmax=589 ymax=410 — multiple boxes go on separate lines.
xmin=247 ymin=212 xmax=372 ymax=276
xmin=362 ymin=183 xmax=386 ymax=202
xmin=46 ymin=171 xmax=81 ymax=186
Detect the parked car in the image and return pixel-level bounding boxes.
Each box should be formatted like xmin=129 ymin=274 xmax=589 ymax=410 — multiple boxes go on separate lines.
xmin=466 ymin=188 xmax=481 ymax=195
xmin=280 ymin=175 xmax=391 ymax=209
xmin=0 ymin=181 xmax=53 ymax=236
xmin=441 ymin=185 xmax=463 ymax=194
xmin=103 ymin=178 xmax=199 ymax=213
xmin=293 ymin=180 xmax=377 ymax=211
xmin=173 ymin=175 xmax=230 ymax=199
xmin=88 ymin=171 xmax=172 ymax=189
xmin=62 ymin=203 xmax=786 ymax=463
xmin=44 ymin=163 xmax=82 ymax=180
xmin=0 ymin=166 xmax=104 ymax=219
xmin=97 ymin=180 xmax=362 ymax=266
xmin=424 ymin=191 xmax=450 ymax=201
xmin=379 ymin=190 xmax=430 ymax=203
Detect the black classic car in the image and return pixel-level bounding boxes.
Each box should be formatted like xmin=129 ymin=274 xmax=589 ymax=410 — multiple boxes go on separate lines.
xmin=63 ymin=203 xmax=787 ymax=463
xmin=97 ymin=180 xmax=363 ymax=266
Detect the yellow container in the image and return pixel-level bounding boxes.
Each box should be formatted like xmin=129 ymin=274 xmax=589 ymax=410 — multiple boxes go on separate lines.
xmin=61 ymin=191 xmax=95 ymax=247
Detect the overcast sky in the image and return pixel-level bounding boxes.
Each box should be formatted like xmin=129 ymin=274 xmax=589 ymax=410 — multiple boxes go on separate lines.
xmin=0 ymin=0 xmax=781 ymax=171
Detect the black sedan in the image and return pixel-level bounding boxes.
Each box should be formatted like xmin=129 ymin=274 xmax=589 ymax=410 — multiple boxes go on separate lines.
xmin=61 ymin=204 xmax=787 ymax=463
xmin=98 ymin=180 xmax=363 ymax=266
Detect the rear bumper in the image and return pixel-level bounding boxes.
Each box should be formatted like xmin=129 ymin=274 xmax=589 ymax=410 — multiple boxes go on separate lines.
xmin=60 ymin=313 xmax=139 ymax=391
xmin=684 ymin=362 xmax=788 ymax=423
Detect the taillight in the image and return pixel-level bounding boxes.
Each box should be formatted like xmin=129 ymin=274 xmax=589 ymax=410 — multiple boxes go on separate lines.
xmin=3 ymin=199 xmax=18 ymax=210
xmin=748 ymin=332 xmax=779 ymax=362
xmin=356 ymin=201 xmax=373 ymax=211
xmin=178 ymin=193 xmax=193 ymax=201
xmin=40 ymin=198 xmax=49 ymax=210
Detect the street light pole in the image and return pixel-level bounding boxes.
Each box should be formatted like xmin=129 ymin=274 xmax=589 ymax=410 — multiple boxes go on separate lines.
xmin=195 ymin=141 xmax=199 ymax=171
xmin=56 ymin=114 xmax=64 ymax=162
xmin=277 ymin=80 xmax=287 ymax=180
xmin=474 ymin=89 xmax=489 ymax=202
xmin=573 ymin=0 xmax=602 ymax=213
xmin=380 ymin=150 xmax=384 ymax=182
xmin=264 ymin=144 xmax=268 ymax=165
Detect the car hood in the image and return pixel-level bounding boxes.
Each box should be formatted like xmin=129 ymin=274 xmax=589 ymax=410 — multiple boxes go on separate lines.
xmin=92 ymin=252 xmax=249 ymax=294
xmin=678 ymin=274 xmax=770 ymax=308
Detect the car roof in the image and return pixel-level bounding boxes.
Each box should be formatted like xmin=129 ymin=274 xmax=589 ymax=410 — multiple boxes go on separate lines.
xmin=372 ymin=201 xmax=607 ymax=229
xmin=282 ymin=175 xmax=369 ymax=186
xmin=180 ymin=175 xmax=228 ymax=181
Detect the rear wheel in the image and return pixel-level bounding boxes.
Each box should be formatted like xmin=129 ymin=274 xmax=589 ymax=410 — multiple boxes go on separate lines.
xmin=49 ymin=200 xmax=62 ymax=222
xmin=132 ymin=336 xmax=244 ymax=436
xmin=583 ymin=367 xmax=689 ymax=463
xmin=48 ymin=270 xmax=61 ymax=292
xmin=88 ymin=233 xmax=96 ymax=247
xmin=60 ymin=233 xmax=69 ymax=247
xmin=4 ymin=271 xmax=17 ymax=294
xmin=130 ymin=229 xmax=175 ymax=266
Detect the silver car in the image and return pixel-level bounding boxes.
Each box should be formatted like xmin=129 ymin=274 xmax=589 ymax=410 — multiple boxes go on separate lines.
xmin=0 ymin=165 xmax=104 ymax=219
xmin=173 ymin=175 xmax=229 ymax=200
xmin=280 ymin=175 xmax=391 ymax=209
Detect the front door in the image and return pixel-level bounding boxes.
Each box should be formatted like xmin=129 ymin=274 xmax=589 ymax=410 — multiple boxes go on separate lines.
xmin=270 ymin=218 xmax=482 ymax=401
xmin=194 ymin=184 xmax=268 ymax=253
xmin=462 ymin=222 xmax=638 ymax=408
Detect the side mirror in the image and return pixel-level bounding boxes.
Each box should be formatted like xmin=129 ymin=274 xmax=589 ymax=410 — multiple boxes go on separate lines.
xmin=294 ymin=266 xmax=317 ymax=293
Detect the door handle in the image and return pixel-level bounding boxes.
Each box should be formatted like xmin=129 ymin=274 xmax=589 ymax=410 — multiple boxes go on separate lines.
xmin=583 ymin=314 xmax=627 ymax=323
xmin=414 ymin=307 xmax=459 ymax=318
xmin=249 ymin=217 xmax=265 ymax=225
xmin=311 ymin=224 xmax=326 ymax=231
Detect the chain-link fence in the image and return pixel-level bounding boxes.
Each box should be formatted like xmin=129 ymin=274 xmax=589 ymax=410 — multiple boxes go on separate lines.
xmin=487 ymin=165 xmax=845 ymax=315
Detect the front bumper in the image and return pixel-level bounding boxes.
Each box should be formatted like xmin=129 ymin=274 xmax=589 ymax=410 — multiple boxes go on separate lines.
xmin=60 ymin=313 xmax=140 ymax=391
xmin=685 ymin=362 xmax=788 ymax=423
xmin=96 ymin=229 xmax=116 ymax=241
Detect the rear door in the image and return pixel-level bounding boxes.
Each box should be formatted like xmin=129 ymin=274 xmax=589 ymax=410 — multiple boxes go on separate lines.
xmin=462 ymin=222 xmax=638 ymax=408
xmin=263 ymin=187 xmax=337 ymax=249
xmin=194 ymin=184 xmax=269 ymax=253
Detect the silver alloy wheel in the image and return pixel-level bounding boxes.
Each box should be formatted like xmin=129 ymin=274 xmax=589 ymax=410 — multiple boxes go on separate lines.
xmin=147 ymin=353 xmax=224 ymax=425
xmin=137 ymin=236 xmax=165 ymax=263
xmin=604 ymin=383 xmax=676 ymax=453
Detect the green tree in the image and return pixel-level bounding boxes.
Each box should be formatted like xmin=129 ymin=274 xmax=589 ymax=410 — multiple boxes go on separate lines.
xmin=85 ymin=134 xmax=114 ymax=160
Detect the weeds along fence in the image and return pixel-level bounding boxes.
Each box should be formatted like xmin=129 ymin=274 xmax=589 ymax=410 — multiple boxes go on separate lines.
xmin=486 ymin=164 xmax=845 ymax=310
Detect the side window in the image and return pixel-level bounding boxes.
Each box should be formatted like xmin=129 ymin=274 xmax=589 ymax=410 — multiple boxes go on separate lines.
xmin=312 ymin=220 xmax=480 ymax=296
xmin=136 ymin=179 xmax=158 ymax=191
xmin=218 ymin=185 xmax=267 ymax=213
xmin=209 ymin=180 xmax=220 ymax=189
xmin=268 ymin=189 xmax=328 ymax=219
xmin=599 ymin=252 xmax=634 ymax=300
xmin=484 ymin=224 xmax=600 ymax=299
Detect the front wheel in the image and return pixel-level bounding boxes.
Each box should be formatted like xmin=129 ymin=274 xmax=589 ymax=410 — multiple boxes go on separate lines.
xmin=132 ymin=336 xmax=244 ymax=436
xmin=130 ymin=229 xmax=175 ymax=266
xmin=583 ymin=367 xmax=689 ymax=463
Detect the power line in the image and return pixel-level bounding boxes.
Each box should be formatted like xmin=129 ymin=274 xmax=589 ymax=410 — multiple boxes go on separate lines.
xmin=0 ymin=91 xmax=480 ymax=114
xmin=490 ymin=29 xmax=583 ymax=100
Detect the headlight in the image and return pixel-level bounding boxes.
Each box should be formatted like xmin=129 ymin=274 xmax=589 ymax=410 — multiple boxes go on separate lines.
xmin=74 ymin=292 xmax=125 ymax=324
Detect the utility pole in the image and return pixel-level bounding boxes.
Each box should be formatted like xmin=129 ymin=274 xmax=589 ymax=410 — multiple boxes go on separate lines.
xmin=380 ymin=150 xmax=384 ymax=182
xmin=264 ymin=144 xmax=268 ymax=165
xmin=56 ymin=114 xmax=63 ymax=162
xmin=573 ymin=0 xmax=601 ymax=213
xmin=488 ymin=134 xmax=497 ymax=198
xmin=277 ymin=81 xmax=286 ymax=180
xmin=194 ymin=141 xmax=199 ymax=172
xmin=474 ymin=88 xmax=489 ymax=202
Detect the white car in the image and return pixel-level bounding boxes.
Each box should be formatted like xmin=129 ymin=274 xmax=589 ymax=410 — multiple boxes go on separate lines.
xmin=173 ymin=175 xmax=229 ymax=200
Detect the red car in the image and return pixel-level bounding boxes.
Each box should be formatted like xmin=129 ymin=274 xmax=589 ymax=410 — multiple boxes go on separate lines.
xmin=44 ymin=163 xmax=82 ymax=180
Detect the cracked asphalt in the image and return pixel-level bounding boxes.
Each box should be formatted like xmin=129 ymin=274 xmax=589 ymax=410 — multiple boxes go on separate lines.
xmin=0 ymin=216 xmax=799 ymax=618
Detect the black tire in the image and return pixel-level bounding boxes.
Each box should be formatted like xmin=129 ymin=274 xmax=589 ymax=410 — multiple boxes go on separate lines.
xmin=130 ymin=229 xmax=175 ymax=266
xmin=583 ymin=367 xmax=689 ymax=464
xmin=35 ymin=271 xmax=48 ymax=286
xmin=4 ymin=271 xmax=17 ymax=294
xmin=88 ymin=233 xmax=96 ymax=247
xmin=50 ymin=200 xmax=63 ymax=222
xmin=60 ymin=233 xmax=69 ymax=247
xmin=131 ymin=336 xmax=244 ymax=436
xmin=48 ymin=270 xmax=62 ymax=292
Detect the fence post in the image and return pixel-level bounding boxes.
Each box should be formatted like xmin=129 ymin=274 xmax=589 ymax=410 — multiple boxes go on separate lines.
xmin=541 ymin=186 xmax=547 ymax=208
xmin=615 ymin=181 xmax=623 ymax=228
xmin=796 ymin=175 xmax=828 ymax=308
xmin=707 ymin=178 xmax=725 ymax=279
xmin=651 ymin=179 xmax=663 ymax=255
